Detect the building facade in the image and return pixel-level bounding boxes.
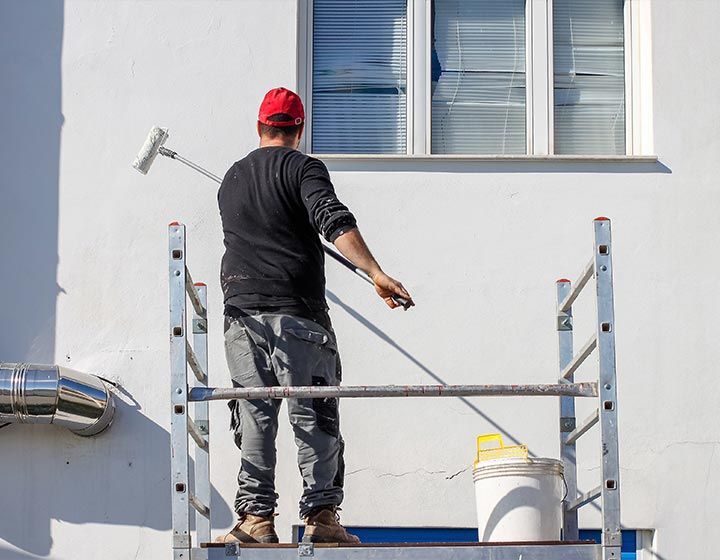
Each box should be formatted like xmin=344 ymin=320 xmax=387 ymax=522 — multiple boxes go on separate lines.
xmin=1 ymin=1 xmax=717 ymax=558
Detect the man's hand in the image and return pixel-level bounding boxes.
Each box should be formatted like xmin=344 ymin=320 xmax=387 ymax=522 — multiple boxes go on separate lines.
xmin=371 ymin=271 xmax=414 ymax=310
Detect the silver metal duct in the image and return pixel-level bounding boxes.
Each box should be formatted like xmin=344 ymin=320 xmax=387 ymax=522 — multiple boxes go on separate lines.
xmin=0 ymin=363 xmax=115 ymax=436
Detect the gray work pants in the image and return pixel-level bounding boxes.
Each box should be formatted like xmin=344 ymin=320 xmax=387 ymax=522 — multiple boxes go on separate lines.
xmin=224 ymin=312 xmax=344 ymax=519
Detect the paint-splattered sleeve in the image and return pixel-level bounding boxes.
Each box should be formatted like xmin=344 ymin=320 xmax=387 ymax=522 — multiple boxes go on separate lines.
xmin=299 ymin=157 xmax=357 ymax=242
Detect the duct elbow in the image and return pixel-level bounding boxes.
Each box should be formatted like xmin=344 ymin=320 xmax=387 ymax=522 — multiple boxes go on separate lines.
xmin=0 ymin=363 xmax=116 ymax=436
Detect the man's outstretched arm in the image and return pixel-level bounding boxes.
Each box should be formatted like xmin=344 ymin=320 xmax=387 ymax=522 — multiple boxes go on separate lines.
xmin=333 ymin=228 xmax=414 ymax=310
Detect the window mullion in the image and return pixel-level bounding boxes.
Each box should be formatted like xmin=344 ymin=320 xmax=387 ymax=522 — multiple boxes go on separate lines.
xmin=406 ymin=0 xmax=413 ymax=155
xmin=298 ymin=0 xmax=312 ymax=153
xmin=410 ymin=0 xmax=427 ymax=155
xmin=526 ymin=0 xmax=533 ymax=154
xmin=424 ymin=0 xmax=432 ymax=154
xmin=530 ymin=0 xmax=551 ymax=155
xmin=631 ymin=0 xmax=654 ymax=156
xmin=624 ymin=0 xmax=634 ymax=155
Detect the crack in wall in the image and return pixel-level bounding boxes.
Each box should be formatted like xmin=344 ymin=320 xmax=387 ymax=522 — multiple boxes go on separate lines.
xmin=378 ymin=468 xmax=448 ymax=479
xmin=345 ymin=466 xmax=472 ymax=481
xmin=445 ymin=467 xmax=471 ymax=480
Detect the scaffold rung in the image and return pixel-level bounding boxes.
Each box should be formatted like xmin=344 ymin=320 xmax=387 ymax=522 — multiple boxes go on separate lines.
xmin=560 ymin=334 xmax=597 ymax=380
xmin=565 ymin=409 xmax=600 ymax=445
xmin=188 ymin=383 xmax=598 ymax=402
xmin=187 ymin=416 xmax=207 ymax=449
xmin=185 ymin=267 xmax=206 ymax=317
xmin=558 ymin=258 xmax=594 ymax=313
xmin=190 ymin=494 xmax=210 ymax=518
xmin=186 ymin=339 xmax=207 ymax=383
xmin=566 ymin=485 xmax=602 ymax=512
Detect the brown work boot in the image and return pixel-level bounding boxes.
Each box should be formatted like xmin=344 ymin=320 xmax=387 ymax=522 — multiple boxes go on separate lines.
xmin=303 ymin=507 xmax=360 ymax=544
xmin=215 ymin=513 xmax=279 ymax=544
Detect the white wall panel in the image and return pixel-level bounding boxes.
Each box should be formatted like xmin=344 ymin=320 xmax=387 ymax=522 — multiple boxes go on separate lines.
xmin=0 ymin=1 xmax=718 ymax=559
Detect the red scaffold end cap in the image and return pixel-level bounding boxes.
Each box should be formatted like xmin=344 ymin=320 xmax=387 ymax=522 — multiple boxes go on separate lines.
xmin=169 ymin=221 xmax=181 ymax=226
xmin=556 ymin=278 xmax=571 ymax=284
xmin=594 ymin=216 xmax=610 ymax=222
xmin=194 ymin=282 xmax=206 ymax=287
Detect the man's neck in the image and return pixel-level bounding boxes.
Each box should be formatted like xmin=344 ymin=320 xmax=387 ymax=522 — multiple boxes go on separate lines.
xmin=259 ymin=138 xmax=296 ymax=149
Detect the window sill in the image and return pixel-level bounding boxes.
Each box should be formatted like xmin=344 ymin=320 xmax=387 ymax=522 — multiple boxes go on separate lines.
xmin=315 ymin=153 xmax=668 ymax=174
xmin=312 ymin=154 xmax=658 ymax=163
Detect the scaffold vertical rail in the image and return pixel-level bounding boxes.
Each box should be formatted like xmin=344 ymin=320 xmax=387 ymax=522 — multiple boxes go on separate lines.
xmin=169 ymin=223 xmax=191 ymax=558
xmin=193 ymin=283 xmax=210 ymax=557
xmin=557 ymin=279 xmax=579 ymax=541
xmin=593 ymin=218 xmax=621 ymax=559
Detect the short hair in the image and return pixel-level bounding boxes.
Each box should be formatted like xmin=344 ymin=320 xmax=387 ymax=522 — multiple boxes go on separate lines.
xmin=259 ymin=113 xmax=303 ymax=140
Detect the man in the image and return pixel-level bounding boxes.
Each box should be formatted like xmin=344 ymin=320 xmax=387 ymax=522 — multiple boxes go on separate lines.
xmin=216 ymin=87 xmax=414 ymax=545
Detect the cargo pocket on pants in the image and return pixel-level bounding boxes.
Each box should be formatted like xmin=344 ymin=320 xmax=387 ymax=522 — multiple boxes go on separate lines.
xmin=311 ymin=376 xmax=339 ymax=437
xmin=228 ymin=399 xmax=242 ymax=449
xmin=286 ymin=325 xmax=341 ymax=383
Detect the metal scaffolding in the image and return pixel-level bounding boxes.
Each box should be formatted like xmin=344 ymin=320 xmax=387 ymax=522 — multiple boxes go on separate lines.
xmin=168 ymin=218 xmax=621 ymax=560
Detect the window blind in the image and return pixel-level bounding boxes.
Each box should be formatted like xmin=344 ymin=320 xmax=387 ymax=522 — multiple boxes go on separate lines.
xmin=431 ymin=0 xmax=526 ymax=155
xmin=311 ymin=0 xmax=407 ymax=154
xmin=554 ymin=0 xmax=626 ymax=155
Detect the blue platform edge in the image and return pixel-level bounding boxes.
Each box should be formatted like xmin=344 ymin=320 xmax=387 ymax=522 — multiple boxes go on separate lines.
xmin=295 ymin=527 xmax=636 ymax=559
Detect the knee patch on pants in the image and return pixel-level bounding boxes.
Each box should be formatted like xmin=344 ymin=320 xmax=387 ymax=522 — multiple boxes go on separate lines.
xmin=228 ymin=399 xmax=243 ymax=449
xmin=311 ymin=376 xmax=339 ymax=437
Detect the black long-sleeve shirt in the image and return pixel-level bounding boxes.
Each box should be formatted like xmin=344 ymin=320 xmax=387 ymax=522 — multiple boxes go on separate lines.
xmin=218 ymin=146 xmax=356 ymax=317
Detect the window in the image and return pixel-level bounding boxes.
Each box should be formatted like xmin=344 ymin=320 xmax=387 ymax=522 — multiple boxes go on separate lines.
xmin=431 ymin=1 xmax=527 ymax=154
xmin=301 ymin=0 xmax=646 ymax=157
xmin=310 ymin=0 xmax=407 ymax=154
xmin=553 ymin=0 xmax=626 ymax=154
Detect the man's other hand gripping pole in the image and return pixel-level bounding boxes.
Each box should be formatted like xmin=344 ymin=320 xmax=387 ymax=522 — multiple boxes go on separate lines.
xmin=332 ymin=228 xmax=414 ymax=310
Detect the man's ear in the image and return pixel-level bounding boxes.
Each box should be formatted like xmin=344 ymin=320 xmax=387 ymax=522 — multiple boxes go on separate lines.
xmin=256 ymin=121 xmax=262 ymax=138
xmin=296 ymin=124 xmax=305 ymax=146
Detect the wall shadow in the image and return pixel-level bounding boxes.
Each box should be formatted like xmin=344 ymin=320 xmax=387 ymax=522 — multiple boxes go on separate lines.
xmin=325 ymin=290 xmax=608 ymax=516
xmin=325 ymin=290 xmax=528 ymax=449
xmin=0 ymin=1 xmax=63 ymax=362
xmin=480 ymin=486 xmax=547 ymax=541
xmin=0 ymin=388 xmax=234 ymax=557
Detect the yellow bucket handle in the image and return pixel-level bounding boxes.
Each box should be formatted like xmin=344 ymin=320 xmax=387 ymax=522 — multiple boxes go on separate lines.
xmin=476 ymin=433 xmax=504 ymax=454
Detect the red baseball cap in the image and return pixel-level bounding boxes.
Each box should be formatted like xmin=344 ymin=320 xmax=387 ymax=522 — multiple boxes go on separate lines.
xmin=258 ymin=87 xmax=305 ymax=127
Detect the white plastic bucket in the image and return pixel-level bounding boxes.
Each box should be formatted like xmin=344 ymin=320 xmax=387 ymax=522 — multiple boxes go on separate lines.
xmin=473 ymin=457 xmax=564 ymax=542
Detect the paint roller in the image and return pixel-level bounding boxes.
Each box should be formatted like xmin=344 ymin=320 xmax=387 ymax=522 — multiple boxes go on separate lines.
xmin=133 ymin=126 xmax=412 ymax=309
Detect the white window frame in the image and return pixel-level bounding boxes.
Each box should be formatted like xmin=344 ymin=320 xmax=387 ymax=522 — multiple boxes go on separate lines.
xmin=298 ymin=0 xmax=653 ymax=158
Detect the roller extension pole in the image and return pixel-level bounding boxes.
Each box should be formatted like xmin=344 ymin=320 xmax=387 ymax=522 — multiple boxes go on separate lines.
xmin=158 ymin=147 xmax=223 ymax=183
xmin=134 ymin=127 xmax=411 ymax=309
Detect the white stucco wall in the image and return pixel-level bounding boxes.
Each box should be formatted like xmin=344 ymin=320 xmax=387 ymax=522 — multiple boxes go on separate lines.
xmin=1 ymin=1 xmax=718 ymax=558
